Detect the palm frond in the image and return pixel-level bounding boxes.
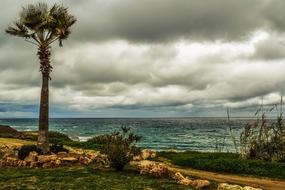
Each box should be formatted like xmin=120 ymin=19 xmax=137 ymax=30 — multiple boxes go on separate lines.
xmin=5 ymin=21 xmax=31 ymax=38
xmin=6 ymin=3 xmax=76 ymax=47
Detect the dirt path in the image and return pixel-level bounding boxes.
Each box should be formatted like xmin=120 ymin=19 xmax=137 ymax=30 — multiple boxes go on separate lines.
xmin=166 ymin=163 xmax=285 ymax=190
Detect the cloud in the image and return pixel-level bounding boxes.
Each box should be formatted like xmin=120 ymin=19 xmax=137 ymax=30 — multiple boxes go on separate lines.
xmin=1 ymin=0 xmax=285 ymax=117
xmin=3 ymin=0 xmax=285 ymax=44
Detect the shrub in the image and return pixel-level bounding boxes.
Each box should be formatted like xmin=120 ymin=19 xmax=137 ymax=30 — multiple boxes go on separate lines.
xmin=50 ymin=143 xmax=68 ymax=154
xmin=99 ymin=126 xmax=142 ymax=171
xmin=48 ymin=131 xmax=73 ymax=144
xmin=18 ymin=145 xmax=42 ymax=160
xmin=240 ymin=98 xmax=285 ymax=162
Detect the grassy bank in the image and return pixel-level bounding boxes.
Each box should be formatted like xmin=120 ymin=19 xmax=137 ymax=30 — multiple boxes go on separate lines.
xmin=0 ymin=166 xmax=199 ymax=190
xmin=0 ymin=130 xmax=102 ymax=150
xmin=154 ymin=151 xmax=285 ymax=179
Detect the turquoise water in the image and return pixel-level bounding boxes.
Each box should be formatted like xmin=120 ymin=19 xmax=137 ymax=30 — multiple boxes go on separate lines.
xmin=0 ymin=118 xmax=249 ymax=152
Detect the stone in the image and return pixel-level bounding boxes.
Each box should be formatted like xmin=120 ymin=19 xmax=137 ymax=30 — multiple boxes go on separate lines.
xmin=173 ymin=172 xmax=193 ymax=186
xmin=57 ymin=152 xmax=68 ymax=157
xmin=191 ymin=179 xmax=210 ymax=188
xmin=139 ymin=160 xmax=170 ymax=178
xmin=134 ymin=149 xmax=157 ymax=161
xmin=79 ymin=156 xmax=92 ymax=165
xmin=3 ymin=153 xmax=16 ymax=160
xmin=243 ymin=187 xmax=263 ymax=190
xmin=62 ymin=157 xmax=78 ymax=162
xmin=54 ymin=159 xmax=62 ymax=166
xmin=86 ymin=152 xmax=98 ymax=160
xmin=218 ymin=183 xmax=243 ymax=190
xmin=29 ymin=161 xmax=38 ymax=168
xmin=24 ymin=151 xmax=38 ymax=162
xmin=37 ymin=155 xmax=57 ymax=163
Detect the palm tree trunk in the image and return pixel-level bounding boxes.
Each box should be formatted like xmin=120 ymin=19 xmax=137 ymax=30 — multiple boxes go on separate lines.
xmin=37 ymin=46 xmax=52 ymax=154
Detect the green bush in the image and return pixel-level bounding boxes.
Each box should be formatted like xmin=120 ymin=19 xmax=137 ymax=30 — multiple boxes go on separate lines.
xmin=99 ymin=126 xmax=142 ymax=171
xmin=18 ymin=145 xmax=43 ymax=160
xmin=50 ymin=143 xmax=68 ymax=154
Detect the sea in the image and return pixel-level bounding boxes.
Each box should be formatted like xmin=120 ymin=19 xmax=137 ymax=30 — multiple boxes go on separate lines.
xmin=0 ymin=118 xmax=252 ymax=152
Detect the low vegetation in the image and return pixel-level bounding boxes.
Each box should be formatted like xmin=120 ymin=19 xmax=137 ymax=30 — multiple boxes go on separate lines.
xmin=240 ymin=98 xmax=285 ymax=162
xmin=153 ymin=151 xmax=285 ymax=179
xmin=99 ymin=126 xmax=142 ymax=171
xmin=0 ymin=167 xmax=195 ymax=190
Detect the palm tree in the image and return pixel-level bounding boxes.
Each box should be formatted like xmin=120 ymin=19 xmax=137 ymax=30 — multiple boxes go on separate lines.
xmin=5 ymin=3 xmax=76 ymax=154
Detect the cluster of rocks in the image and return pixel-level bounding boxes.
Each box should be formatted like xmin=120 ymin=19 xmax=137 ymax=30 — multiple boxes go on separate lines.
xmin=139 ymin=160 xmax=171 ymax=178
xmin=0 ymin=150 xmax=109 ymax=168
xmin=173 ymin=172 xmax=210 ymax=188
xmin=136 ymin=160 xmax=210 ymax=189
xmin=218 ymin=183 xmax=262 ymax=190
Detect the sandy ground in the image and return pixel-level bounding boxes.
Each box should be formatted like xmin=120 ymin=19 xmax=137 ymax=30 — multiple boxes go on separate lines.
xmin=166 ymin=163 xmax=285 ymax=190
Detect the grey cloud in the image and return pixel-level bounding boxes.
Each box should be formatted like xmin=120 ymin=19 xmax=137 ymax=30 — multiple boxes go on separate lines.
xmin=251 ymin=35 xmax=285 ymax=60
xmin=1 ymin=0 xmax=285 ymax=43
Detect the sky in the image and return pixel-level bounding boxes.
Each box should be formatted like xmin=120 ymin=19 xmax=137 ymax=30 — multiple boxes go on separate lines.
xmin=0 ymin=0 xmax=285 ymax=118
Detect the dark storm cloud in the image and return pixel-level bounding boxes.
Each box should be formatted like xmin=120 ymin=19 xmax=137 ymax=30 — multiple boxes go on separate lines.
xmin=1 ymin=0 xmax=285 ymax=43
xmin=1 ymin=0 xmax=285 ymax=117
xmin=70 ymin=0 xmax=284 ymax=42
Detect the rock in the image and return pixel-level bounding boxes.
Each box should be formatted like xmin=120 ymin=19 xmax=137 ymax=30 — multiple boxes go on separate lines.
xmin=243 ymin=187 xmax=263 ymax=190
xmin=139 ymin=160 xmax=170 ymax=178
xmin=57 ymin=152 xmax=68 ymax=157
xmin=191 ymin=179 xmax=210 ymax=188
xmin=62 ymin=157 xmax=78 ymax=162
xmin=79 ymin=156 xmax=92 ymax=165
xmin=29 ymin=161 xmax=38 ymax=168
xmin=86 ymin=152 xmax=98 ymax=160
xmin=218 ymin=183 xmax=243 ymax=190
xmin=173 ymin=172 xmax=210 ymax=188
xmin=134 ymin=149 xmax=157 ymax=161
xmin=173 ymin=172 xmax=193 ymax=185
xmin=24 ymin=151 xmax=38 ymax=162
xmin=3 ymin=153 xmax=16 ymax=160
xmin=37 ymin=155 xmax=57 ymax=163
xmin=54 ymin=159 xmax=62 ymax=166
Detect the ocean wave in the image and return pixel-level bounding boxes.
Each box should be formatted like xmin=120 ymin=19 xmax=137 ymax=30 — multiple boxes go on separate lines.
xmin=78 ymin=136 xmax=92 ymax=142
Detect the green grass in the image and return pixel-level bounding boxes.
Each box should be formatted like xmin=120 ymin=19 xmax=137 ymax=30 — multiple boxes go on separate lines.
xmin=0 ymin=166 xmax=201 ymax=190
xmin=15 ymin=131 xmax=102 ymax=150
xmin=154 ymin=151 xmax=285 ymax=179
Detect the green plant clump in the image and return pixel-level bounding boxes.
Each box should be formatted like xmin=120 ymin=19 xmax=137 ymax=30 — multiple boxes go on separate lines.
xmin=240 ymin=98 xmax=285 ymax=162
xmin=99 ymin=126 xmax=142 ymax=171
xmin=50 ymin=143 xmax=69 ymax=154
